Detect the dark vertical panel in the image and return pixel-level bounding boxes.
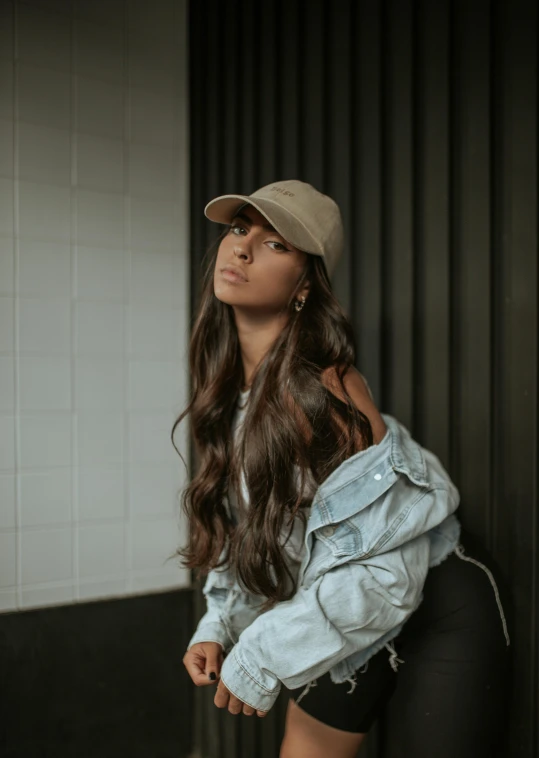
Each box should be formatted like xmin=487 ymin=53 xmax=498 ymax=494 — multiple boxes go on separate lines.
xmin=416 ymin=0 xmax=451 ymax=457
xmin=221 ymin=694 xmax=240 ymax=758
xmin=238 ymin=703 xmax=258 ymax=758
xmin=452 ymin=0 xmax=493 ymax=539
xmin=258 ymin=693 xmax=278 ymax=755
xmin=258 ymin=1 xmax=278 ymax=183
xmin=238 ymin=0 xmax=259 ymax=190
xmin=385 ymin=0 xmax=415 ymax=428
xmin=280 ymin=0 xmax=301 ymax=177
xmin=203 ymin=1 xmax=226 ymax=255
xmin=496 ymin=1 xmax=538 ymax=755
xmin=490 ymin=0 xmax=507 ymax=572
xmin=204 ymin=652 xmax=222 ymax=754
xmin=188 ymin=0 xmax=207 ymax=287
xmin=327 ymin=1 xmax=353 ymax=313
xmin=192 ymin=583 xmax=207 ymax=757
xmin=300 ymin=0 xmax=326 ymax=187
xmin=489 ymin=11 xmax=509 ymax=569
xmin=189 ymin=0 xmax=211 ymax=745
xmin=355 ymin=0 xmax=384 ymax=404
xmin=222 ymin=0 xmax=241 ymax=191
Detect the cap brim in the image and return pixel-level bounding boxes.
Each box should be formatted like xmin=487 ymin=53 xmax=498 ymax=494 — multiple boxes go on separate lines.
xmin=204 ymin=195 xmax=253 ymax=225
xmin=204 ymin=195 xmax=324 ymax=261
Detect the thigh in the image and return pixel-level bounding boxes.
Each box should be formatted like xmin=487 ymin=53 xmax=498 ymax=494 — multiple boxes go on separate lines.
xmin=280 ymin=699 xmax=366 ymax=758
xmin=384 ymin=531 xmax=513 ymax=758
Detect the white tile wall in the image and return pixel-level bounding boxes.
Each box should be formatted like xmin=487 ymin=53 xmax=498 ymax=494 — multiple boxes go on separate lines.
xmin=0 ymin=0 xmax=190 ymax=613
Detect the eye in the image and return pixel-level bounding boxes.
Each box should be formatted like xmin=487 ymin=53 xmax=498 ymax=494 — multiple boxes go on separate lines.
xmin=228 ymin=224 xmax=290 ymax=252
xmin=268 ymin=241 xmax=289 ymax=252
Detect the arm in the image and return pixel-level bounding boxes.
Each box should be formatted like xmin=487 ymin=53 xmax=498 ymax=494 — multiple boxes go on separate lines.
xmin=186 ymin=511 xmax=243 ymax=653
xmin=186 ymin=556 xmax=266 ymax=654
xmin=186 ymin=569 xmax=233 ymax=653
xmin=219 ymin=534 xmax=431 ymax=712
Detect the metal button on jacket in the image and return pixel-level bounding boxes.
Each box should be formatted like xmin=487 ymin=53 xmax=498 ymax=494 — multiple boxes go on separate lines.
xmin=320 ymin=525 xmax=336 ymax=537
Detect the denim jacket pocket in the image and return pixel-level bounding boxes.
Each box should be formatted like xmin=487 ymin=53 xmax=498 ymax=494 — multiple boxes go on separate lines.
xmin=311 ymin=467 xmax=403 ymax=563
xmin=303 ymin=523 xmax=363 ymax=586
xmin=314 ymin=519 xmax=363 ymax=557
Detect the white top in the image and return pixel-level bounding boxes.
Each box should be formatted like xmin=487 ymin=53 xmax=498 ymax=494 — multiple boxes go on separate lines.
xmin=226 ymin=387 xmax=317 ymax=590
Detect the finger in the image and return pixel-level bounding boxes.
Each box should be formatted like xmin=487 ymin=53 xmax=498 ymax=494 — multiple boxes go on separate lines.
xmin=214 ymin=680 xmax=230 ymax=709
xmin=257 ymin=709 xmax=268 ymax=718
xmin=205 ymin=646 xmax=224 ymax=681
xmin=183 ymin=654 xmax=218 ymax=687
xmin=227 ymin=694 xmax=243 ymax=715
xmin=242 ymin=703 xmax=255 ymax=716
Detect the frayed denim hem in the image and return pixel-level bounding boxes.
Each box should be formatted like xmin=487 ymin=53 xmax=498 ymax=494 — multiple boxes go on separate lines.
xmin=293 ymin=539 xmax=511 ymax=705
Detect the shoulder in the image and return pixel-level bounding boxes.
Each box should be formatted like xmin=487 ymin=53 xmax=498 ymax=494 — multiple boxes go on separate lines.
xmin=321 ymin=365 xmax=388 ymax=445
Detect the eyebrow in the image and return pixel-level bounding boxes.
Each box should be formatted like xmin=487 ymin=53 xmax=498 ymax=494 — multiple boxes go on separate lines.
xmin=231 ymin=211 xmax=277 ymax=233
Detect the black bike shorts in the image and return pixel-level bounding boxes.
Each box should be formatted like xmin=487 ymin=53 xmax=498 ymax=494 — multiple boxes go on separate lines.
xmin=286 ymin=528 xmax=512 ymax=756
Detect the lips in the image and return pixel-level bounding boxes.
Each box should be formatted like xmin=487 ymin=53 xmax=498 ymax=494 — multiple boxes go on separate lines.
xmin=221 ymin=265 xmax=248 ymax=282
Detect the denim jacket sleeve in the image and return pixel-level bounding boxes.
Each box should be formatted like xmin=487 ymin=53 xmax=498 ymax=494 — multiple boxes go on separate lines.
xmin=185 ymin=565 xmax=235 ymax=653
xmin=219 ymin=533 xmax=431 ymax=712
xmin=186 ymin=545 xmax=266 ymax=654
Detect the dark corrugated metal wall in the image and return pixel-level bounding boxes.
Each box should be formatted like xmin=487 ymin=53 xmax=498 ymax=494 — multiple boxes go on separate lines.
xmin=188 ymin=0 xmax=538 ymax=755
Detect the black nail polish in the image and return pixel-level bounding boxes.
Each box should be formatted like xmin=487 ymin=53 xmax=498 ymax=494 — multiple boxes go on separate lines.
xmin=208 ymin=672 xmax=216 ymax=681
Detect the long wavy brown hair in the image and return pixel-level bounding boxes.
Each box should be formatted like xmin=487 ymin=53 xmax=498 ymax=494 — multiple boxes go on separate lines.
xmin=170 ymin=227 xmax=373 ymax=611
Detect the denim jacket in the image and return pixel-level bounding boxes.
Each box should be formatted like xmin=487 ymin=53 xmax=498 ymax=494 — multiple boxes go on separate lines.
xmin=186 ymin=412 xmax=463 ymax=713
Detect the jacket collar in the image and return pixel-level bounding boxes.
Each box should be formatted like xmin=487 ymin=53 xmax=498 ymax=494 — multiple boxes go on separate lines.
xmin=316 ymin=413 xmax=427 ymax=495
xmin=387 ymin=413 xmax=429 ymax=485
xmin=307 ymin=413 xmax=429 ymax=531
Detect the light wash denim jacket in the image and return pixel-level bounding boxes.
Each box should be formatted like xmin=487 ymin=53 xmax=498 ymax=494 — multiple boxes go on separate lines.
xmin=186 ymin=412 xmax=463 ymax=712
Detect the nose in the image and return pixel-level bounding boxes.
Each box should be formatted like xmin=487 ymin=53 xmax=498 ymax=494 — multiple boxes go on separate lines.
xmin=233 ymin=244 xmax=251 ymax=261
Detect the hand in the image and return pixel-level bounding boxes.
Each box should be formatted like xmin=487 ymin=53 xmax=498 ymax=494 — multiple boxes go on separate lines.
xmin=183 ymin=641 xmax=224 ymax=686
xmin=214 ymin=678 xmax=268 ymax=718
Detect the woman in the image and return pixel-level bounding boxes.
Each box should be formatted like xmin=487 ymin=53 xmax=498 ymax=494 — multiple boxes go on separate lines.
xmin=176 ymin=180 xmax=512 ymax=758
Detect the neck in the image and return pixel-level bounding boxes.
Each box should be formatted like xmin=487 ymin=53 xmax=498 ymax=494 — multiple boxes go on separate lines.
xmin=233 ymin=307 xmax=291 ymax=390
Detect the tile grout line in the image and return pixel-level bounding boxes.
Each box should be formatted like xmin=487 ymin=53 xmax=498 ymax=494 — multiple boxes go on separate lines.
xmin=123 ymin=0 xmax=132 ymax=595
xmin=71 ymin=0 xmax=79 ymax=603
xmin=13 ymin=0 xmax=21 ymax=610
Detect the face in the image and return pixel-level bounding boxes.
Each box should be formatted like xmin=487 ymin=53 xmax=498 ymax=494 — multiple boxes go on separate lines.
xmin=213 ymin=205 xmax=310 ymax=315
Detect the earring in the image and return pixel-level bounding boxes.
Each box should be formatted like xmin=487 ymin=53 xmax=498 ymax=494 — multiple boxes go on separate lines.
xmin=294 ymin=295 xmax=306 ymax=312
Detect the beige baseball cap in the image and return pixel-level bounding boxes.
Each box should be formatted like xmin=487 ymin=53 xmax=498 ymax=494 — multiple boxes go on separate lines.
xmin=204 ymin=179 xmax=344 ymax=279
